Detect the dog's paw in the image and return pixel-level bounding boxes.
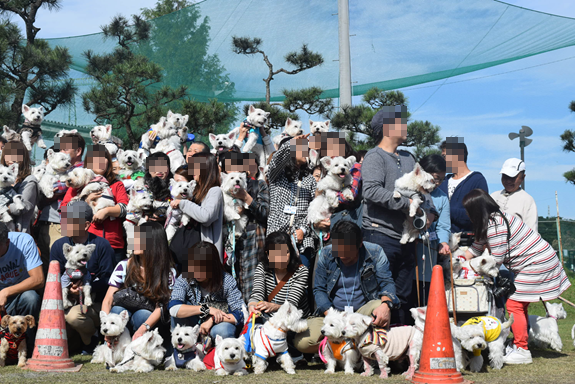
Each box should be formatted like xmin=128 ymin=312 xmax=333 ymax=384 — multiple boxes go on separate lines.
xmin=379 ymin=371 xmax=389 ymax=379
xmin=285 ymin=368 xmax=296 ymax=375
xmin=109 ymin=367 xmax=119 ymax=373
xmin=215 ymin=368 xmax=228 ymax=376
xmin=361 ymin=371 xmax=373 ymax=377
xmin=39 ymin=142 xmax=47 ymax=149
xmin=234 ymin=369 xmax=248 ymax=376
xmin=165 ymin=365 xmax=177 ymax=371
xmin=393 ymin=191 xmax=401 ymax=199
xmin=17 ymin=360 xmax=26 ymax=368
xmin=344 ymin=369 xmax=355 ymax=375
xmin=324 ymin=368 xmax=335 ymax=374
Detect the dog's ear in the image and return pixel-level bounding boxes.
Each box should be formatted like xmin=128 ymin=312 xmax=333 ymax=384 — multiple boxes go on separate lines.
xmin=182 ymin=115 xmax=189 ymax=126
xmin=227 ymin=131 xmax=237 ymax=141
xmin=309 ymin=119 xmax=314 ymax=127
xmin=169 ymin=178 xmax=177 ymax=188
xmin=47 ymin=149 xmax=54 ymax=159
xmin=325 ymin=120 xmax=330 ymax=128
xmin=191 ymin=324 xmax=200 ymax=335
xmin=25 ymin=315 xmax=36 ymax=329
xmin=346 ymin=156 xmax=356 ymax=166
xmin=209 ymin=133 xmax=216 ymax=143
xmin=215 ymin=334 xmax=223 ymax=346
xmin=116 ymin=149 xmax=123 ymax=158
xmin=120 ymin=310 xmax=130 ymax=325
xmin=86 ymin=244 xmax=96 ymax=255
xmin=38 ymin=105 xmax=44 ymax=113
xmin=105 ymin=124 xmax=112 ymax=134
xmin=22 ymin=105 xmax=30 ymax=113
xmin=361 ymin=315 xmax=372 ymax=327
xmin=167 ymin=110 xmax=173 ymax=119
xmin=1 ymin=315 xmax=10 ymax=328
xmin=99 ymin=311 xmax=107 ymax=321
xmin=413 ymin=163 xmax=422 ymax=175
xmin=264 ymin=111 xmax=270 ymax=118
xmin=249 ymin=104 xmax=255 ymax=114
xmin=62 ymin=243 xmax=73 ymax=255
xmin=285 ymin=117 xmax=292 ymax=127
xmin=3 ymin=125 xmax=10 ymax=134
xmin=320 ymin=156 xmax=332 ymax=169
xmin=237 ymin=334 xmax=245 ymax=346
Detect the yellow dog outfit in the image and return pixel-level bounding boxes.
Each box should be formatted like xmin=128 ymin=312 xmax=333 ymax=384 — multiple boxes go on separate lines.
xmin=461 ymin=316 xmax=503 ymax=356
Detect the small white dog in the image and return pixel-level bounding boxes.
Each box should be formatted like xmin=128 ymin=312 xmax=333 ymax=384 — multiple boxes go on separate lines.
xmin=221 ymin=172 xmax=249 ymax=238
xmin=110 ymin=329 xmax=166 ymax=373
xmin=230 ymin=105 xmax=272 ymax=168
xmin=124 ymin=179 xmax=154 ymax=232
xmin=310 ymin=119 xmax=330 ymax=135
xmin=393 ymin=163 xmax=436 ymax=244
xmin=150 ymin=140 xmax=185 ymax=174
xmin=66 ymin=168 xmax=115 ymax=215
xmin=61 ymin=243 xmax=96 ymax=309
xmin=140 ymin=117 xmax=178 ymax=153
xmin=165 ymin=179 xmax=196 ymax=241
xmin=91 ymin=310 xmax=131 ymax=367
xmin=19 ymin=104 xmax=47 ymax=151
xmin=455 ymin=252 xmax=499 ymax=280
xmin=54 ymin=128 xmax=78 ymax=138
xmin=307 ymin=155 xmax=356 ymax=224
xmin=165 ymin=324 xmax=206 ymax=371
xmin=0 ymin=164 xmax=26 ymax=232
xmin=116 ymin=149 xmax=144 ymax=177
xmin=38 ymin=149 xmax=72 ymax=198
xmin=452 ymin=315 xmax=514 ymax=372
xmin=90 ymin=124 xmax=122 ymax=156
xmin=209 ymin=131 xmax=237 ymax=154
xmin=273 ymin=117 xmax=304 ymax=146
xmin=252 ymin=301 xmax=308 ymax=375
xmin=214 ymin=334 xmax=248 ymax=376
xmin=319 ymin=308 xmax=360 ymax=375
xmin=528 ymin=302 xmax=567 ymax=352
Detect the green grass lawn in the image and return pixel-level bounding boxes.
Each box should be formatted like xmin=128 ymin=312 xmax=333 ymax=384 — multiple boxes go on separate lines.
xmin=2 ymin=271 xmax=574 ymax=384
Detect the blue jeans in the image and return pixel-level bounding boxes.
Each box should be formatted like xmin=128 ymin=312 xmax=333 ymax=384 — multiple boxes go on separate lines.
xmin=172 ymin=315 xmax=237 ymax=339
xmin=6 ymin=290 xmax=41 ymax=356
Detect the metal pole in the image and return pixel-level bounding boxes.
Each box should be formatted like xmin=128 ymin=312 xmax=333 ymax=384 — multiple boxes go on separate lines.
xmin=556 ymin=191 xmax=564 ymax=265
xmin=520 ymin=139 xmax=525 ymax=190
xmin=338 ymin=0 xmax=352 ymax=107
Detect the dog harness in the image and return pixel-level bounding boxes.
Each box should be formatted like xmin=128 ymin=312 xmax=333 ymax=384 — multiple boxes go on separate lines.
xmin=251 ymin=324 xmax=288 ymax=360
xmin=318 ymin=337 xmax=356 ymax=362
xmin=61 ymin=266 xmax=91 ymax=287
xmin=173 ymin=347 xmax=197 ymax=368
xmin=0 ymin=187 xmax=18 ymax=206
xmin=462 ymin=316 xmax=502 ymax=356
xmin=17 ymin=120 xmax=43 ymax=138
xmin=242 ymin=119 xmax=264 ymax=145
xmin=0 ymin=328 xmax=26 ymax=361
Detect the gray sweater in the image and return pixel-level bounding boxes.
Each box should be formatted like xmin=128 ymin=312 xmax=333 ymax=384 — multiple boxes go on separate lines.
xmin=15 ymin=174 xmax=39 ymax=233
xmin=362 ymin=147 xmax=415 ymax=239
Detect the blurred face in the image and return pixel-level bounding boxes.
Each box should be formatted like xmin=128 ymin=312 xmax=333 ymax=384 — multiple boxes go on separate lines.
xmin=0 ymin=141 xmax=4 ymax=152
xmin=246 ymin=158 xmax=258 ymax=178
xmin=112 ymin=160 xmax=121 ymax=175
xmin=290 ymin=138 xmax=309 ymax=166
xmin=382 ymin=117 xmax=408 ymax=141
xmin=223 ymin=157 xmax=243 ymax=174
xmin=4 ymin=152 xmax=23 ymax=166
xmin=333 ymin=236 xmax=360 ymax=266
xmin=325 ymin=137 xmax=346 ymax=158
xmin=184 ymin=250 xmax=212 ymax=282
xmin=133 ymin=227 xmax=150 ymax=256
xmin=61 ymin=216 xmax=89 ymax=237
xmin=187 ymin=143 xmax=205 ymax=161
xmin=189 ymin=157 xmax=207 ymax=182
xmin=87 ymin=153 xmax=108 ymax=176
xmin=267 ymin=243 xmax=290 ymax=270
xmin=173 ymin=173 xmax=187 ymax=183
xmin=502 ymin=172 xmax=524 ymax=193
xmin=59 ymin=138 xmax=81 ymax=163
xmin=148 ymin=158 xmax=169 ymax=180
xmin=445 ymin=149 xmax=465 ymax=173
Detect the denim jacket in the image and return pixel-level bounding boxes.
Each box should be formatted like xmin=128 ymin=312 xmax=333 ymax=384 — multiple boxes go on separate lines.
xmin=313 ymin=241 xmax=399 ymax=316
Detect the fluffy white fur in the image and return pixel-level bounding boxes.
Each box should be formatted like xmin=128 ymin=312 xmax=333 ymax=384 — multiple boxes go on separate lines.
xmin=61 ymin=243 xmax=95 ymax=309
xmin=91 ymin=310 xmax=131 ymax=367
xmin=67 ymin=169 xmax=115 ymax=215
xmin=310 ymin=119 xmax=330 ymax=135
xmin=528 ymin=302 xmax=567 ymax=352
xmin=140 ymin=117 xmax=179 ymax=154
xmin=214 ymin=334 xmax=248 ymax=376
xmin=38 ymin=149 xmax=72 ymax=198
xmin=231 ymin=105 xmax=272 ymax=170
xmin=165 ymin=324 xmax=206 ymax=371
xmin=273 ymin=118 xmax=303 ymax=146
xmin=110 ymin=329 xmax=166 ymax=373
xmin=123 ymin=179 xmax=154 ymax=234
xmin=90 ymin=125 xmax=121 ymax=156
xmin=54 ymin=128 xmax=78 ymax=138
xmin=307 ymin=155 xmax=356 ymax=224
xmin=165 ymin=179 xmax=196 ymax=241
xmin=0 ymin=164 xmax=25 ymax=231
xmin=20 ymin=104 xmax=47 ymax=150
xmin=320 ymin=308 xmax=360 ymax=375
xmin=209 ymin=131 xmax=237 ymax=154
xmin=150 ymin=140 xmax=185 ymax=173
xmin=116 ymin=149 xmax=144 ymax=177
xmin=221 ymin=172 xmax=249 ymax=238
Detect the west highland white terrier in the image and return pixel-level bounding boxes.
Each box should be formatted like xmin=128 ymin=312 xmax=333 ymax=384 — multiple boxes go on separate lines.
xmin=38 ymin=149 xmax=72 ymax=198
xmin=309 ymin=120 xmax=330 ymax=135
xmin=54 ymin=128 xmax=78 ymax=138
xmin=528 ymin=302 xmax=567 ymax=352
xmin=343 ymin=312 xmax=416 ymax=379
xmin=252 ymin=301 xmax=308 ymax=375
xmin=91 ymin=310 xmax=131 ymax=367
xmin=214 ymin=334 xmax=248 ymax=376
xmin=19 ymin=104 xmax=47 ymax=151
xmin=66 ymin=168 xmax=115 ymax=215
xmin=228 ymin=105 xmax=272 ymax=169
xmin=209 ymin=131 xmax=237 ymax=154
xmin=110 ymin=329 xmax=166 ymax=373
xmin=164 ymin=324 xmax=206 ymax=371
xmin=90 ymin=124 xmax=122 ymax=156
xmin=140 ymin=117 xmax=179 ymax=154
xmin=319 ymin=308 xmax=360 ymax=375
xmin=0 ymin=314 xmax=35 ymax=368
xmin=165 ymin=110 xmax=189 ymax=148
xmin=165 ymin=179 xmax=196 ymax=241
xmin=123 ymin=179 xmax=154 ymax=233
xmin=116 ymin=149 xmax=144 ymax=177
xmin=61 ymin=243 xmax=96 ymax=309
xmin=221 ymin=172 xmax=249 ymax=238
xmin=0 ymin=164 xmax=25 ymax=232
xmin=307 ymin=155 xmax=356 ymax=225
xmin=273 ymin=117 xmax=304 ymax=147
xmin=150 ymin=139 xmax=185 ymax=173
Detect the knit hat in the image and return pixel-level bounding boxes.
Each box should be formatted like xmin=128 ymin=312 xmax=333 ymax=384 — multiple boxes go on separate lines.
xmin=370 ymin=105 xmax=408 ymax=138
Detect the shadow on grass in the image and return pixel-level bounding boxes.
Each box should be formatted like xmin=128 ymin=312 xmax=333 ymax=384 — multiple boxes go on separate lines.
xmin=531 ymin=349 xmax=569 ymax=359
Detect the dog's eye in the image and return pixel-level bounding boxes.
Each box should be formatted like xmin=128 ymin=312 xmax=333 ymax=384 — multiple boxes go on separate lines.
xmin=185 ymin=333 xmax=189 ymax=336
xmin=111 ymin=322 xmax=115 ymax=325
xmin=225 ymin=347 xmax=228 ymax=350
xmin=235 ymin=347 xmax=239 ymax=350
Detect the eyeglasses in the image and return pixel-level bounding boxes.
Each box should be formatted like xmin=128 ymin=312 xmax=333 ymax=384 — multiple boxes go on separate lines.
xmin=432 ymin=175 xmax=445 ymax=184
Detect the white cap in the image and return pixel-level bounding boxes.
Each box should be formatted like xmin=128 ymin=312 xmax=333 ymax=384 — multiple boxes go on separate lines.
xmin=500 ymin=158 xmax=525 ymax=177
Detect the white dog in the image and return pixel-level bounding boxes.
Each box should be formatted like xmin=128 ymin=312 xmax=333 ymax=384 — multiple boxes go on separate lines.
xmin=319 ymin=308 xmax=360 ymax=375
xmin=38 ymin=149 xmax=72 ymax=198
xmin=165 ymin=179 xmax=196 ymax=241
xmin=209 ymin=131 xmax=237 ymax=155
xmin=150 ymin=140 xmax=185 ymax=174
xmin=110 ymin=329 xmax=166 ymax=373
xmin=19 ymin=104 xmax=47 ymax=151
xmin=66 ymin=168 xmax=115 ymax=215
xmin=528 ymin=302 xmax=567 ymax=352
xmin=61 ymin=243 xmax=95 ymax=309
xmin=307 ymin=155 xmax=356 ymax=224
xmin=251 ymin=301 xmax=308 ymax=375
xmin=452 ymin=314 xmax=514 ymax=372
xmin=273 ymin=118 xmax=304 ymax=146
xmin=0 ymin=164 xmax=26 ymax=232
xmin=54 ymin=128 xmax=78 ymax=138
xmin=123 ymin=179 xmax=154 ymax=233
xmin=229 ymin=105 xmax=272 ymax=168
xmin=90 ymin=125 xmax=121 ymax=156
xmin=214 ymin=334 xmax=247 ymax=376
xmin=116 ymin=149 xmax=144 ymax=178
xmin=393 ymin=163 xmax=436 ymax=244
xmin=310 ymin=119 xmax=330 ymax=135
xmin=165 ymin=324 xmax=206 ymax=371
xmin=344 ymin=312 xmax=416 ymax=379
xmin=140 ymin=117 xmax=178 ymax=154
xmin=221 ymin=172 xmax=249 ymax=238
xmin=91 ymin=310 xmax=131 ymax=367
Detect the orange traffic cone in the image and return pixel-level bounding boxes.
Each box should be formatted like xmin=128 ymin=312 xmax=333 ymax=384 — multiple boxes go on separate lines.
xmin=26 ymin=260 xmax=82 ymax=372
xmin=411 ymin=265 xmax=469 ymax=383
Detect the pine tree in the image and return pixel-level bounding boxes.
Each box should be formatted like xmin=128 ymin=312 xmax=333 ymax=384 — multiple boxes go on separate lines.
xmin=560 ymin=101 xmax=575 ymax=184
xmin=0 ymin=0 xmax=75 ymax=127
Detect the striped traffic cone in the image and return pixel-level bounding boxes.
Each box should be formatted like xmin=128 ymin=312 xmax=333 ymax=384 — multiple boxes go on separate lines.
xmin=26 ymin=260 xmax=82 ymax=372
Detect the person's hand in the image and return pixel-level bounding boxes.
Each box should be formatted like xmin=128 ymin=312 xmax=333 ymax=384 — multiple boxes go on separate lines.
xmin=438 ymin=242 xmax=450 ymax=255
xmin=295 ymin=229 xmax=304 ymax=243
xmin=170 ymin=199 xmax=181 ymax=208
xmin=0 ymin=288 xmax=9 ymax=309
xmin=231 ymin=185 xmax=248 ymax=201
xmin=293 ymin=133 xmax=310 ymax=141
xmin=148 ymin=130 xmax=157 ymax=141
xmin=92 ymin=208 xmax=109 ymax=224
xmin=237 ymin=205 xmax=245 ymax=216
xmin=68 ymin=281 xmax=82 ymax=295
xmin=200 ymin=318 xmax=213 ymax=336
xmin=85 ymin=191 xmax=102 ymax=204
xmin=238 ymin=123 xmax=249 ymax=142
xmin=315 ymin=218 xmax=331 ymax=232
xmin=248 ymin=303 xmax=261 ymax=316
xmin=209 ymin=307 xmax=226 ymax=324
xmin=372 ymin=303 xmax=391 ymax=328
xmin=105 ymin=335 xmax=119 ymax=348
xmin=255 ymin=301 xmax=281 ymax=313
xmin=133 ymin=325 xmax=147 ymax=340
xmin=259 ymin=125 xmax=267 ymax=138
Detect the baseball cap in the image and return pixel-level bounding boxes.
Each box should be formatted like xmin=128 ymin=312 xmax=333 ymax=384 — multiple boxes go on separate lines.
xmin=60 ymin=200 xmax=94 ymax=223
xmin=370 ymin=105 xmax=408 ymax=138
xmin=500 ymin=158 xmax=525 ymax=177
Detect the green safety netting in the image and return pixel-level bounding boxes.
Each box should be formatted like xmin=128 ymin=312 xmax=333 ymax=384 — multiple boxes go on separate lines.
xmin=43 ymin=0 xmax=575 ymax=126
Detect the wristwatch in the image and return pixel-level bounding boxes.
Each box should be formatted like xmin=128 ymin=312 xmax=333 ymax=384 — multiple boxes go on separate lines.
xmin=143 ymin=323 xmax=151 ymax=331
xmin=381 ymin=300 xmax=394 ymax=310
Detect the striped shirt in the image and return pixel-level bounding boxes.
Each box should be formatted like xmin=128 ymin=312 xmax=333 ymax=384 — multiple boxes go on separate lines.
xmin=248 ymin=263 xmax=310 ymax=318
xmin=469 ymin=212 xmax=571 ymax=302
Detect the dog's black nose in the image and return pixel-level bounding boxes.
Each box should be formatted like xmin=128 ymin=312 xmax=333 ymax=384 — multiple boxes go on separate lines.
xmin=16 ymin=327 xmax=22 ymax=332
xmin=321 ymin=330 xmax=325 ymax=335
xmin=230 ymin=353 xmax=236 ymax=359
xmin=178 ymin=337 xmax=182 ymax=343
xmin=341 ymin=331 xmax=346 ymax=336
xmin=103 ymin=328 xmax=108 ymax=333
xmin=3 ymin=177 xmax=7 ymax=181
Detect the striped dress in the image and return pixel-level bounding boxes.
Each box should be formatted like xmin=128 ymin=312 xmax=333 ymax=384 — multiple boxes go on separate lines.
xmin=469 ymin=212 xmax=570 ymax=302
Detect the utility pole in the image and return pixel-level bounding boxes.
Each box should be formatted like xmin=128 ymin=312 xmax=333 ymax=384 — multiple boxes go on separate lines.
xmin=508 ymin=125 xmax=533 ymax=190
xmin=338 ymin=0 xmax=352 ymax=108
xmin=556 ymin=191 xmax=564 ymax=265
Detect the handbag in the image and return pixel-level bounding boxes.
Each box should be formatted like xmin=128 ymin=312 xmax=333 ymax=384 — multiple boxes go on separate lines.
xmin=446 ymin=278 xmax=490 ymax=314
xmin=113 ymin=286 xmax=156 ymax=313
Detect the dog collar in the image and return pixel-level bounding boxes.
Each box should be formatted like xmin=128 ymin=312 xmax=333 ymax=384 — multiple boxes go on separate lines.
xmin=469 ymin=261 xmax=480 ymax=276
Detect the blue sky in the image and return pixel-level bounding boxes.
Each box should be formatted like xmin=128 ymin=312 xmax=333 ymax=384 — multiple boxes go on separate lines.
xmin=9 ymin=0 xmax=575 ymax=219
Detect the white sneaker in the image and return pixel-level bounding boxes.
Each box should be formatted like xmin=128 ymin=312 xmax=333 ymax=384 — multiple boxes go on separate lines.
xmin=504 ymin=347 xmax=532 ymax=365
xmin=505 ymin=343 xmax=516 ymax=356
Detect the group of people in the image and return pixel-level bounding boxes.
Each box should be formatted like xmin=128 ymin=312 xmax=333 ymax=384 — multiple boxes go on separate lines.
xmin=0 ymin=105 xmax=569 ymax=370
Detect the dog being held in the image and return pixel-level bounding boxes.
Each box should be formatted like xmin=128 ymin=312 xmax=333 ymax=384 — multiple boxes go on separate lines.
xmin=228 ymin=105 xmax=272 ymax=169
xmin=165 ymin=324 xmax=206 ymax=371
xmin=123 ymin=179 xmax=154 ymax=233
xmin=251 ymin=301 xmax=308 ymax=375
xmin=38 ymin=149 xmax=72 ymax=198
xmin=310 ymin=119 xmax=330 ymax=135
xmin=273 ymin=118 xmax=304 ymax=146
xmin=393 ymin=163 xmax=436 ymax=244
xmin=214 ymin=334 xmax=248 ymax=376
xmin=0 ymin=164 xmax=26 ymax=231
xmin=452 ymin=314 xmax=514 ymax=372
xmin=209 ymin=131 xmax=237 ymax=155
xmin=115 ymin=149 xmax=145 ymax=190
xmin=61 ymin=243 xmax=96 ymax=309
xmin=91 ymin=310 xmax=131 ymax=367
xmin=66 ymin=168 xmax=115 ymax=215
xmin=221 ymin=172 xmax=249 ymax=238
xmin=344 ymin=312 xmax=416 ymax=379
xmin=307 ymin=155 xmax=356 ymax=225
xmin=18 ymin=104 xmax=47 ymax=151
xmin=140 ymin=117 xmax=178 ymax=154
xmin=165 ymin=179 xmax=196 ymax=241
xmin=528 ymin=302 xmax=567 ymax=352
xmin=110 ymin=328 xmax=166 ymax=373
xmin=319 ymin=308 xmax=360 ymax=375
xmin=0 ymin=315 xmax=35 ymax=368
xmin=90 ymin=125 xmax=122 ymax=157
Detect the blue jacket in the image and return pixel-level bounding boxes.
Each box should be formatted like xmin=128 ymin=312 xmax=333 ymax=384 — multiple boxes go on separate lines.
xmin=429 ymin=188 xmax=451 ymax=245
xmin=313 ymin=241 xmax=398 ymax=316
xmin=438 ymin=172 xmax=488 ymax=233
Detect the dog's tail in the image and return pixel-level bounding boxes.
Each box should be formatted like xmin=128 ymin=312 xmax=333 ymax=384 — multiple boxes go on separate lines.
xmin=501 ymin=313 xmax=514 ymax=329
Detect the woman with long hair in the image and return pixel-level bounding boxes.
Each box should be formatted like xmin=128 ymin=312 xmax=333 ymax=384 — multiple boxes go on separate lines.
xmin=169 ymin=241 xmax=244 ymax=339
xmin=61 ymin=144 xmax=129 ymax=264
xmin=462 ymin=189 xmax=571 ymax=365
xmin=102 ymin=222 xmax=176 ymax=341
xmin=170 ymin=152 xmax=224 ymax=260
xmin=0 ymin=141 xmax=38 ymax=233
xmin=144 ymin=152 xmax=173 ymax=204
